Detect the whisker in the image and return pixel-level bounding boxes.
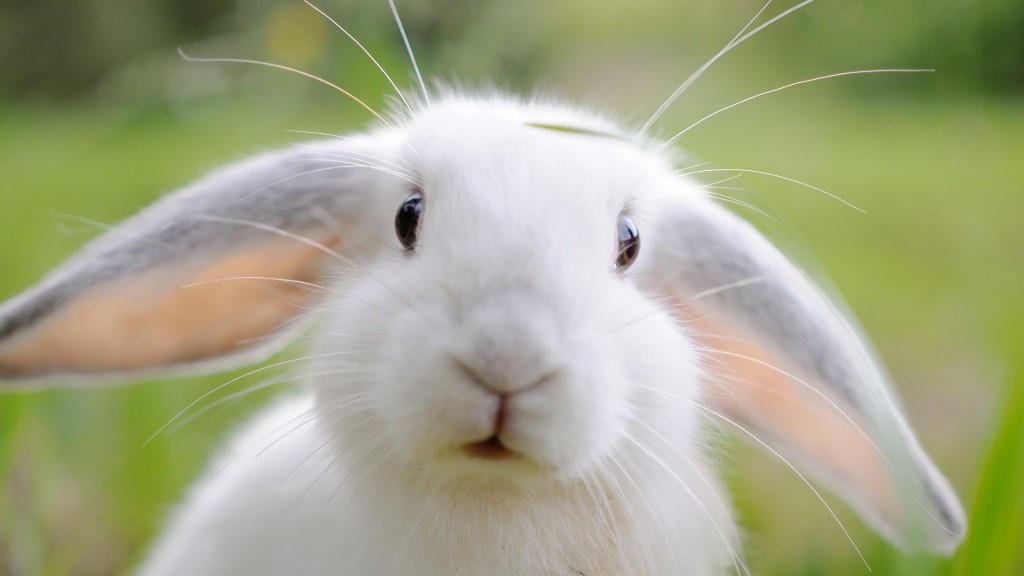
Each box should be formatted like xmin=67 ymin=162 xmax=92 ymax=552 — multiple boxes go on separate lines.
xmin=189 ymin=214 xmax=347 ymax=263
xmin=607 ymin=449 xmax=683 ymax=574
xmin=303 ymin=1 xmax=417 ymax=119
xmin=50 ymin=213 xmax=187 ymax=255
xmin=282 ymin=158 xmax=420 ymax=186
xmin=165 ymin=365 xmax=374 ymax=436
xmin=624 ymin=433 xmax=749 ymax=576
xmin=702 ymin=192 xmax=779 ymax=222
xmin=177 ymin=48 xmax=396 ymax=131
xmin=693 ymin=402 xmax=871 ymax=571
xmin=181 ymin=276 xmax=335 ymax=293
xmin=141 ymin=352 xmax=349 ymax=446
xmin=604 ymin=454 xmax=660 ymax=576
xmin=231 ymin=165 xmax=362 ymax=206
xmin=643 ymin=381 xmax=871 ymax=570
xmin=695 ymin=346 xmax=916 ymax=491
xmin=700 ymin=173 xmax=744 ymax=188
xmin=679 ymin=167 xmax=864 ymax=212
xmin=387 ymin=0 xmax=430 ymax=108
xmin=640 ymin=0 xmax=815 ymax=134
xmin=284 ymin=130 xmax=417 ymax=170
xmin=275 ymin=436 xmax=334 ymax=496
xmin=659 ymin=68 xmax=932 ymax=157
xmin=288 ymin=144 xmax=418 ymax=179
xmin=255 ymin=413 xmax=322 ymax=458
xmin=689 ymin=276 xmax=769 ymax=300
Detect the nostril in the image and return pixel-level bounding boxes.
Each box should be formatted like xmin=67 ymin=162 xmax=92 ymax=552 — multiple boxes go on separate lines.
xmin=452 ymin=356 xmax=497 ymax=392
xmin=525 ymin=370 xmax=557 ymax=392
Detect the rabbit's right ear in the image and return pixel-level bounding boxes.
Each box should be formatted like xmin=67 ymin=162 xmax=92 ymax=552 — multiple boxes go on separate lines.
xmin=636 ymin=191 xmax=966 ymax=554
xmin=0 ymin=133 xmax=409 ymax=387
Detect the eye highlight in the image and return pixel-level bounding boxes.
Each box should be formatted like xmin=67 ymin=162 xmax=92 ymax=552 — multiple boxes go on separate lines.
xmin=395 ymin=192 xmax=424 ymax=252
xmin=615 ymin=214 xmax=640 ymax=272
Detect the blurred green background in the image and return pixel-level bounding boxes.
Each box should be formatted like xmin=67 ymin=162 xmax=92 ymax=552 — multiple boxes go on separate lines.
xmin=1 ymin=0 xmax=1021 ymax=574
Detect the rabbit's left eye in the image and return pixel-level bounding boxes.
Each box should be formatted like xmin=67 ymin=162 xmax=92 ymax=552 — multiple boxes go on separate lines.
xmin=615 ymin=214 xmax=640 ymax=272
xmin=395 ymin=192 xmax=423 ymax=252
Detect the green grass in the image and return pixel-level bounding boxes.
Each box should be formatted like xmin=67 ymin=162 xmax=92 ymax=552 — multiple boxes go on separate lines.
xmin=0 ymin=93 xmax=1021 ymax=575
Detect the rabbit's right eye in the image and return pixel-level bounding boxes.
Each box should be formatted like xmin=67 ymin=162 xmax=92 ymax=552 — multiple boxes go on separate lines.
xmin=395 ymin=192 xmax=424 ymax=252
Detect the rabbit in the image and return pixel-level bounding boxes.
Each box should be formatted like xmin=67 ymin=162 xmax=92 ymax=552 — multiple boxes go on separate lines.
xmin=0 ymin=91 xmax=966 ymax=575
xmin=0 ymin=0 xmax=970 ymax=568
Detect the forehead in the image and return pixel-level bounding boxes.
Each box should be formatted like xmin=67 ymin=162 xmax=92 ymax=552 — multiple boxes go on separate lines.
xmin=402 ymin=98 xmax=657 ymax=215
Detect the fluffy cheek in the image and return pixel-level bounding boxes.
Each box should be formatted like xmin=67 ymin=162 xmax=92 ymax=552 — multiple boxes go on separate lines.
xmin=624 ymin=318 xmax=703 ymax=454
xmin=503 ymin=359 xmax=630 ymax=478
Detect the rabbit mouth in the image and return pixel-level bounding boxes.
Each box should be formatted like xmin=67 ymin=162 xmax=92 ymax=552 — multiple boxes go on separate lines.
xmin=464 ymin=435 xmax=517 ymax=460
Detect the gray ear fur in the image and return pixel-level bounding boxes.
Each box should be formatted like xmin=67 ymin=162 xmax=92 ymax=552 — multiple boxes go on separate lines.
xmin=636 ymin=191 xmax=966 ymax=554
xmin=0 ymin=133 xmax=407 ymax=387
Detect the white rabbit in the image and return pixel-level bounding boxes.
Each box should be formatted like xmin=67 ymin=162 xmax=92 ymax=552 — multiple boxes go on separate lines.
xmin=0 ymin=92 xmax=965 ymax=575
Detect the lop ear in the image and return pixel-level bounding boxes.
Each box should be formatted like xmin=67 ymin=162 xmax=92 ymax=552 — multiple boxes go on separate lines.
xmin=0 ymin=133 xmax=409 ymax=387
xmin=636 ymin=192 xmax=966 ymax=554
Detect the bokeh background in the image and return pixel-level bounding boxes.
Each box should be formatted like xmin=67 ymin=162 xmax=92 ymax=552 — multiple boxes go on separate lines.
xmin=1 ymin=0 xmax=1021 ymax=574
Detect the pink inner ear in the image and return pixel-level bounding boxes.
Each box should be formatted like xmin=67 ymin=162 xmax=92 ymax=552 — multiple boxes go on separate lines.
xmin=0 ymin=234 xmax=338 ymax=377
xmin=681 ymin=308 xmax=899 ymax=527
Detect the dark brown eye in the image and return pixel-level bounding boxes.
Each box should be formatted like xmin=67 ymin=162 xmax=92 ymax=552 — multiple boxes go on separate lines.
xmin=395 ymin=192 xmax=423 ymax=252
xmin=615 ymin=214 xmax=640 ymax=272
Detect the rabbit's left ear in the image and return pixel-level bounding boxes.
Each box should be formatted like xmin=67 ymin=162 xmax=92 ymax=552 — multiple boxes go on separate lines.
xmin=0 ymin=134 xmax=407 ymax=387
xmin=636 ymin=192 xmax=966 ymax=554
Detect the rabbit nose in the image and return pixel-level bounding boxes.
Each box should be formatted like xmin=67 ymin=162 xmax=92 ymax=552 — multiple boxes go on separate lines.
xmin=452 ymin=355 xmax=558 ymax=396
xmin=452 ymin=294 xmax=563 ymax=395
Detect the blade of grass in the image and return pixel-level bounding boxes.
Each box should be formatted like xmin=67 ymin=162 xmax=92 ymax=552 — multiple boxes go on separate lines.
xmin=954 ymin=366 xmax=1024 ymax=575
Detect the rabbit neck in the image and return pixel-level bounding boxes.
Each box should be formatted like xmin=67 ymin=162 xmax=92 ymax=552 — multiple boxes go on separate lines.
xmin=341 ymin=454 xmax=732 ymax=575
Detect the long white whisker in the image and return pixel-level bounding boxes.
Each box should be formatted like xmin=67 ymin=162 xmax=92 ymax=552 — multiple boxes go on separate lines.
xmin=387 ymin=0 xmax=430 ymax=108
xmin=141 ymin=353 xmax=348 ymax=447
xmin=694 ymin=402 xmax=871 ymax=570
xmin=191 ymin=215 xmax=435 ymax=328
xmin=284 ymin=130 xmax=416 ymax=170
xmin=303 ymin=1 xmax=417 ymax=119
xmin=607 ymin=449 xmax=681 ymax=574
xmin=640 ymin=0 xmax=815 ymax=134
xmin=255 ymin=413 xmax=321 ymax=458
xmin=730 ymin=0 xmax=815 ymax=52
xmin=681 ymin=167 xmax=864 ymax=212
xmin=689 ymin=276 xmax=769 ymax=300
xmin=51 ymin=213 xmax=188 ymax=255
xmin=163 ymin=369 xmax=367 ymax=436
xmin=604 ymin=455 xmax=660 ymax=576
xmin=190 ymin=214 xmax=346 ymax=262
xmin=282 ymin=158 xmax=420 ymax=185
xmin=275 ymin=437 xmax=334 ymax=496
xmin=703 ymin=192 xmax=780 ymax=222
xmin=624 ymin=434 xmax=749 ymax=576
xmin=701 ymin=173 xmax=744 ymax=188
xmin=659 ymin=68 xmax=932 ymax=153
xmin=288 ymin=144 xmax=418 ymax=179
xmin=177 ymin=49 xmax=396 ymax=131
xmin=181 ymin=276 xmax=335 ymax=293
xmin=695 ymin=344 xmax=949 ymax=534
